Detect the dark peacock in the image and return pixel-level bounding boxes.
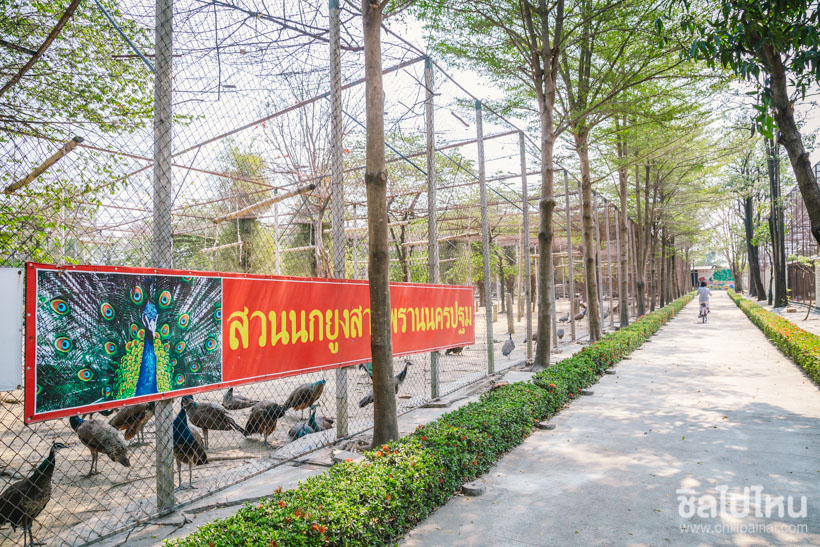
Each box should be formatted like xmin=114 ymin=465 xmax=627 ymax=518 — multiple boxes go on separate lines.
xmin=108 ymin=402 xmax=154 ymax=445
xmin=245 ymin=401 xmax=287 ymax=444
xmin=358 ymin=361 xmax=411 ymax=407
xmin=173 ymin=401 xmax=207 ymax=489
xmin=287 ymin=405 xmax=332 ymax=440
xmin=69 ymin=416 xmax=130 ymax=476
xmin=358 ymin=362 xmax=373 ymax=379
xmin=284 ymin=380 xmax=326 ymax=418
xmin=34 ymin=270 xmax=222 ymax=413
xmin=0 ymin=442 xmax=69 ymax=547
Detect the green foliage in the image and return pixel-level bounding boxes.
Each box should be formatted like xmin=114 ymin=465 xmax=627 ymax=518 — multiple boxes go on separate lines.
xmin=677 ymin=0 xmax=820 ymax=138
xmin=728 ymin=290 xmax=820 ymax=385
xmin=168 ymin=292 xmax=694 ymax=547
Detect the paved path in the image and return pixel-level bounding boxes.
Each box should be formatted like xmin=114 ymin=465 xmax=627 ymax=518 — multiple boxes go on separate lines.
xmin=402 ymin=291 xmax=820 ymax=546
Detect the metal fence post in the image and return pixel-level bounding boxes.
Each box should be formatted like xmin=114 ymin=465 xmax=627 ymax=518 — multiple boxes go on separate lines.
xmin=329 ymin=0 xmax=348 ymax=439
xmin=153 ymin=0 xmax=175 ymax=514
xmin=564 ymin=170 xmax=576 ymax=341
xmin=475 ymin=100 xmax=494 ymax=374
xmin=274 ymin=194 xmax=281 ymax=275
xmin=519 ymin=132 xmax=532 ymax=360
xmin=424 ymin=57 xmax=441 ymax=398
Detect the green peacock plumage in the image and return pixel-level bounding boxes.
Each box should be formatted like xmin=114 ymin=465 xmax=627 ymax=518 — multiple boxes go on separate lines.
xmin=35 ymin=271 xmax=222 ymax=413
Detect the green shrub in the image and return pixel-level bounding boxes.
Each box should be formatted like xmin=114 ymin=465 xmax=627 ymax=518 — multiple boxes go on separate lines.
xmin=728 ymin=290 xmax=820 ymax=385
xmin=169 ymin=292 xmax=693 ymax=547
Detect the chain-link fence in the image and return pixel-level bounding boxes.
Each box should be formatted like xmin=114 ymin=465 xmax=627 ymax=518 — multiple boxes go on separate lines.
xmin=0 ymin=2 xmax=656 ymax=545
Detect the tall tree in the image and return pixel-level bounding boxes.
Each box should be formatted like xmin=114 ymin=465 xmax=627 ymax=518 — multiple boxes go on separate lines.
xmin=679 ymin=0 xmax=820 ymax=245
xmin=415 ymin=0 xmax=567 ymax=369
xmin=363 ymin=0 xmax=398 ymax=446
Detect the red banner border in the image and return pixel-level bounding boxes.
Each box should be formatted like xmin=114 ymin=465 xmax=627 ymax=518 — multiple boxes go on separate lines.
xmin=24 ymin=262 xmax=475 ymax=423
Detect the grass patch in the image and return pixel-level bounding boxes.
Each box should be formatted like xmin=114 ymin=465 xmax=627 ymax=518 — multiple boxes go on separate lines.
xmin=169 ymin=293 xmax=693 ymax=546
xmin=728 ymin=290 xmax=820 ymax=385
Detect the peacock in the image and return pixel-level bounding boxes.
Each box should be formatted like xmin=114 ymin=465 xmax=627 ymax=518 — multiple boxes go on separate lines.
xmin=34 ymin=270 xmax=222 ymax=414
xmin=0 ymin=442 xmax=69 ymax=547
xmin=287 ymin=405 xmax=331 ymax=440
xmin=181 ymin=395 xmax=245 ymax=449
xmin=358 ymin=361 xmax=411 ymax=407
xmin=284 ymin=380 xmax=326 ymax=419
xmin=358 ymin=362 xmax=373 ymax=379
xmin=245 ymin=401 xmax=287 ymax=444
xmin=173 ymin=401 xmax=207 ymax=490
xmin=222 ymin=387 xmax=258 ymax=411
xmin=108 ymin=402 xmax=154 ymax=445
xmin=502 ymin=334 xmax=515 ymax=358
xmin=69 ymin=416 xmax=130 ymax=476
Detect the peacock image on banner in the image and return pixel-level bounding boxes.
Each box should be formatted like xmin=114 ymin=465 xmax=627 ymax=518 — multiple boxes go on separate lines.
xmin=34 ymin=270 xmax=222 ymax=413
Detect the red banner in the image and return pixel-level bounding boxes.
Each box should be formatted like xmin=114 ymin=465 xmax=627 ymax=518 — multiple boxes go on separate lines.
xmin=222 ymin=278 xmax=474 ymax=382
xmin=24 ymin=263 xmax=474 ymax=422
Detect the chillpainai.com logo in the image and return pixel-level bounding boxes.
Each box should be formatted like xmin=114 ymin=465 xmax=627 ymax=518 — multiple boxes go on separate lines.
xmin=676 ymin=485 xmax=808 ymax=520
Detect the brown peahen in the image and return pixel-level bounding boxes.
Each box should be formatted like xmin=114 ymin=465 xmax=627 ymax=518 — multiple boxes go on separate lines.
xmin=244 ymin=401 xmax=287 ymax=444
xmin=0 ymin=442 xmax=69 ymax=547
xmin=358 ymin=361 xmax=411 ymax=407
xmin=173 ymin=400 xmax=207 ymax=489
xmin=108 ymin=401 xmax=154 ymax=444
xmin=284 ymin=379 xmax=326 ymax=419
xmin=69 ymin=416 xmax=130 ymax=476
xmin=180 ymin=395 xmax=245 ymax=449
xmin=222 ymin=387 xmax=258 ymax=410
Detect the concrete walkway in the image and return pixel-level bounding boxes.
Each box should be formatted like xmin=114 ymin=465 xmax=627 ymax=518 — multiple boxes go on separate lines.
xmin=402 ymin=291 xmax=820 ymax=546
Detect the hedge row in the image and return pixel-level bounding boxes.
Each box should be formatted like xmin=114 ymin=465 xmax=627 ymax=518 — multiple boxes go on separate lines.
xmin=728 ymin=290 xmax=820 ymax=385
xmin=170 ymin=292 xmax=694 ymax=546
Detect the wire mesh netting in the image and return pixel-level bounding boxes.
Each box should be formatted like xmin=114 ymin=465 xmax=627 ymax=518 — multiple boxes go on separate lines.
xmin=0 ymin=1 xmax=674 ymax=545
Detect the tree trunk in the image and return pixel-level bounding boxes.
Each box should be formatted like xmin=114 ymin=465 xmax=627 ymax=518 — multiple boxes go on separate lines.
xmin=743 ymin=196 xmax=766 ymax=300
xmin=763 ymin=43 xmax=820 ymax=245
xmin=659 ymin=228 xmax=666 ymax=308
xmin=766 ymin=138 xmax=788 ymax=307
xmin=634 ymin=165 xmax=647 ymax=316
xmin=615 ymin=119 xmax=630 ymax=327
xmin=362 ymin=1 xmax=397 ymax=446
xmin=649 ymin=223 xmax=658 ymax=312
xmin=532 ymin=87 xmax=557 ymax=367
xmin=575 ymin=131 xmax=602 ymax=341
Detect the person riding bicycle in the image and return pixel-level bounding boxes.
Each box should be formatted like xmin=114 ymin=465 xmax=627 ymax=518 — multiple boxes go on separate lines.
xmin=697 ymin=281 xmax=711 ymax=315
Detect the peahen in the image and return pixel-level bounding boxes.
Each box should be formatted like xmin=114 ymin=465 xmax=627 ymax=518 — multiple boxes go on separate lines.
xmin=557 ymin=328 xmax=565 ymax=341
xmin=34 ymin=271 xmax=221 ymax=414
xmin=108 ymin=401 xmax=154 ymax=445
xmin=444 ymin=346 xmax=464 ymax=355
xmin=502 ymin=333 xmax=515 ymax=358
xmin=173 ymin=401 xmax=207 ymax=489
xmin=244 ymin=401 xmax=287 ymax=444
xmin=284 ymin=380 xmax=326 ymax=419
xmin=287 ymin=405 xmax=331 ymax=440
xmin=0 ymin=442 xmax=69 ymax=547
xmin=222 ymin=387 xmax=258 ymax=411
xmin=358 ymin=361 xmax=411 ymax=407
xmin=69 ymin=416 xmax=130 ymax=476
xmin=181 ymin=396 xmax=245 ymax=450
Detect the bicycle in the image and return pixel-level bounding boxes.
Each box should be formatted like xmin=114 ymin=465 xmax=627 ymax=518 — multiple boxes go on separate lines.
xmin=699 ymin=302 xmax=709 ymax=323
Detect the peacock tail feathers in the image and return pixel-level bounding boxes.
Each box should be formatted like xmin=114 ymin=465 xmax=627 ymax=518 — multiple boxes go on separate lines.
xmin=35 ymin=270 xmax=222 ymax=413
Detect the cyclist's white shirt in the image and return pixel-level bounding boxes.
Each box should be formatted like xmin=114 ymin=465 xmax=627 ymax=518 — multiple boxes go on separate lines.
xmin=697 ymin=286 xmax=711 ymax=303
